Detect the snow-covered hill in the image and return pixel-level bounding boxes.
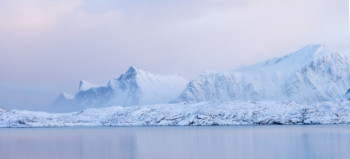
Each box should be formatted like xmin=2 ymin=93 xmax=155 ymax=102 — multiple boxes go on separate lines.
xmin=2 ymin=100 xmax=350 ymax=127
xmin=53 ymin=67 xmax=188 ymax=111
xmin=177 ymin=45 xmax=350 ymax=103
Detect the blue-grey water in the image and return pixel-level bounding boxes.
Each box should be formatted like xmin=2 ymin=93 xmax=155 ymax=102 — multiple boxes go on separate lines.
xmin=0 ymin=125 xmax=350 ymax=159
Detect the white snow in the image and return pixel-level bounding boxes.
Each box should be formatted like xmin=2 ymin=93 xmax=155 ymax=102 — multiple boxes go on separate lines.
xmin=177 ymin=45 xmax=350 ymax=103
xmin=1 ymin=100 xmax=350 ymax=127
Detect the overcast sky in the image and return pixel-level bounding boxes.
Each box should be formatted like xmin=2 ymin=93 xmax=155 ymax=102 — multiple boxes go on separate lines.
xmin=0 ymin=0 xmax=349 ymax=110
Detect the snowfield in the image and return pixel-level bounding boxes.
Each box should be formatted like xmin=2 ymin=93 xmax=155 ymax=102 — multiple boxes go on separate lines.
xmin=1 ymin=100 xmax=350 ymax=128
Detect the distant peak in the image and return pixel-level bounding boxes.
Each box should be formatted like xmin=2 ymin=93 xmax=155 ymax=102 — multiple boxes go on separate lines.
xmin=119 ymin=66 xmax=140 ymax=79
xmin=274 ymin=44 xmax=335 ymax=62
xmin=303 ymin=44 xmax=325 ymax=49
xmin=284 ymin=44 xmax=339 ymax=62
xmin=125 ymin=66 xmax=140 ymax=74
xmin=238 ymin=44 xmax=344 ymax=73
xmin=58 ymin=92 xmax=74 ymax=100
xmin=79 ymin=80 xmax=98 ymax=91
xmin=296 ymin=44 xmax=327 ymax=55
xmin=127 ymin=66 xmax=136 ymax=71
xmin=107 ymin=66 xmax=187 ymax=89
xmin=119 ymin=66 xmax=153 ymax=80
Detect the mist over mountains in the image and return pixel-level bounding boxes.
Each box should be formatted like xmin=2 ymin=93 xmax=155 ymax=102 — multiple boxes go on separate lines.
xmin=53 ymin=66 xmax=188 ymax=111
xmin=53 ymin=45 xmax=350 ymax=112
xmin=177 ymin=45 xmax=350 ymax=103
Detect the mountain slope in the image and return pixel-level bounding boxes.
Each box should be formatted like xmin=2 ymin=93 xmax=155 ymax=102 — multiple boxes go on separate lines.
xmin=53 ymin=67 xmax=188 ymax=111
xmin=177 ymin=45 xmax=350 ymax=103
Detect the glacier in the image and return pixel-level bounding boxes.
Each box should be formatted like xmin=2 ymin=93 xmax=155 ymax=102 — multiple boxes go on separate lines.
xmin=176 ymin=44 xmax=350 ymax=103
xmin=52 ymin=66 xmax=188 ymax=111
xmin=1 ymin=100 xmax=350 ymax=127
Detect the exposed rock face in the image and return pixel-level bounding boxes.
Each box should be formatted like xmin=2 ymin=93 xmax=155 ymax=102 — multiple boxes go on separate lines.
xmin=344 ymin=89 xmax=350 ymax=100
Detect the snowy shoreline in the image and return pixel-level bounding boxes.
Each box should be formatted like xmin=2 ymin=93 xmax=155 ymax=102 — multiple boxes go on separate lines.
xmin=1 ymin=100 xmax=350 ymax=128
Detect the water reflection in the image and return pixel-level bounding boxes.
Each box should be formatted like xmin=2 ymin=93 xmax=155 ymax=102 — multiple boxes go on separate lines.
xmin=0 ymin=125 xmax=350 ymax=159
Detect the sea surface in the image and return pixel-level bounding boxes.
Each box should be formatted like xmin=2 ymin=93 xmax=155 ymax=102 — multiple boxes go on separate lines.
xmin=0 ymin=125 xmax=350 ymax=159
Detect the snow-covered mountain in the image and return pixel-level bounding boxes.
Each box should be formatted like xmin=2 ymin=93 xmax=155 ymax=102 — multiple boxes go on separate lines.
xmin=53 ymin=44 xmax=350 ymax=111
xmin=176 ymin=44 xmax=350 ymax=103
xmin=53 ymin=67 xmax=188 ymax=111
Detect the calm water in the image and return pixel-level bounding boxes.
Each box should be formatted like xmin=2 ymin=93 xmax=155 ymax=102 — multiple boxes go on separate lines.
xmin=0 ymin=125 xmax=350 ymax=159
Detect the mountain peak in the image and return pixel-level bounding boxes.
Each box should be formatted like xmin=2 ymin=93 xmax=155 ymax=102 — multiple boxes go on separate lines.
xmin=54 ymin=92 xmax=74 ymax=103
xmin=240 ymin=44 xmax=341 ymax=73
xmin=79 ymin=80 xmax=98 ymax=91
xmin=108 ymin=66 xmax=144 ymax=88
xmin=126 ymin=66 xmax=138 ymax=73
xmin=301 ymin=44 xmax=325 ymax=50
xmin=273 ymin=44 xmax=330 ymax=63
xmin=179 ymin=44 xmax=350 ymax=103
xmin=292 ymin=44 xmax=329 ymax=58
xmin=118 ymin=66 xmax=142 ymax=81
xmin=59 ymin=93 xmax=75 ymax=100
xmin=285 ymin=44 xmax=346 ymax=66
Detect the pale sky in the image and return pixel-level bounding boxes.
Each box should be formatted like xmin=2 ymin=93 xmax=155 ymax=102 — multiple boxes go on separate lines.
xmin=0 ymin=0 xmax=349 ymax=110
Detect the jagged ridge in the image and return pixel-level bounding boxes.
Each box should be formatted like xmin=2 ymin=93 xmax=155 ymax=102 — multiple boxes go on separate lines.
xmin=53 ymin=66 xmax=188 ymax=111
